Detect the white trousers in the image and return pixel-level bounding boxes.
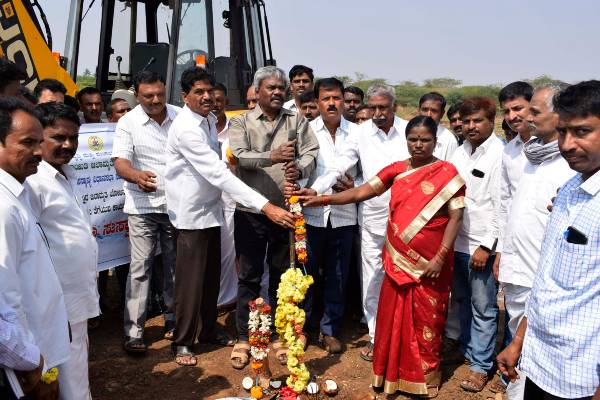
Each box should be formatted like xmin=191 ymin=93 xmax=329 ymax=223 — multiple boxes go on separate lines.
xmin=218 ymin=194 xmax=238 ymax=307
xmin=503 ymin=283 xmax=530 ymax=400
xmin=360 ymin=226 xmax=385 ymax=343
xmin=58 ymin=320 xmax=91 ymax=400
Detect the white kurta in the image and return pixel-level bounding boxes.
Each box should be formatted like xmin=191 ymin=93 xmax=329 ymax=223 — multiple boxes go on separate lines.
xmin=25 ymin=161 xmax=100 ymax=400
xmin=0 ymin=168 xmax=70 ymax=371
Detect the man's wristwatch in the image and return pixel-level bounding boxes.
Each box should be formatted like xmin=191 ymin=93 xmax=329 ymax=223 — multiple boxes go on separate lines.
xmin=479 ymin=245 xmax=492 ymax=253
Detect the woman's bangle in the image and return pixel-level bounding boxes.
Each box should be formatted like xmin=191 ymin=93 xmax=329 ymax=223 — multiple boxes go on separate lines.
xmin=41 ymin=368 xmax=59 ymax=385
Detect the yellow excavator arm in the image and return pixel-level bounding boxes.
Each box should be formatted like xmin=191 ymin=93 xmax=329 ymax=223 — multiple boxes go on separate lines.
xmin=0 ymin=0 xmax=77 ymax=95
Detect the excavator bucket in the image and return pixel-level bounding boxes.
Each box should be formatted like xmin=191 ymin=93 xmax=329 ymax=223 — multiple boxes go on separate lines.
xmin=0 ymin=0 xmax=78 ymax=95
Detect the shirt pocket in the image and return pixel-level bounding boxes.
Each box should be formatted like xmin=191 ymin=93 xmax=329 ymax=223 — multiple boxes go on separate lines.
xmin=466 ymin=169 xmax=488 ymax=198
xmin=552 ymin=235 xmax=594 ymax=290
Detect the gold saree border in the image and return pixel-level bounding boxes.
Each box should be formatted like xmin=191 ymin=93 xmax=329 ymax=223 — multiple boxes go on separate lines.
xmin=385 ymin=238 xmax=429 ymax=279
xmin=448 ymin=196 xmax=465 ymax=211
xmin=399 ymin=174 xmax=466 ymax=244
xmin=367 ymin=176 xmax=386 ymax=196
xmin=372 ymin=370 xmax=441 ymax=395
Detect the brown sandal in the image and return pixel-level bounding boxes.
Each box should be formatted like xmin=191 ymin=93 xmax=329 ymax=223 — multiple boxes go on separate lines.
xmin=460 ymin=370 xmax=488 ymax=392
xmin=230 ymin=341 xmax=250 ymax=369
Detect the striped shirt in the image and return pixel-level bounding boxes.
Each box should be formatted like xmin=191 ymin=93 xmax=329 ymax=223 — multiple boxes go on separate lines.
xmin=521 ymin=169 xmax=600 ymax=398
xmin=303 ymin=117 xmax=358 ymax=228
xmin=112 ymin=104 xmax=181 ymax=214
xmin=0 ymin=300 xmax=40 ymax=371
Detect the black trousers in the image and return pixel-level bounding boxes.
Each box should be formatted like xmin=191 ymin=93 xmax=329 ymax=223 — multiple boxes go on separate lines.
xmin=234 ymin=210 xmax=288 ymax=340
xmin=524 ymin=378 xmax=592 ymax=400
xmin=173 ymin=227 xmax=221 ymax=347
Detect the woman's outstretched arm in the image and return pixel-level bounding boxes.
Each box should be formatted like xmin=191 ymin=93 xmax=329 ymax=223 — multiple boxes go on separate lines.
xmin=284 ymin=182 xmax=378 ymax=207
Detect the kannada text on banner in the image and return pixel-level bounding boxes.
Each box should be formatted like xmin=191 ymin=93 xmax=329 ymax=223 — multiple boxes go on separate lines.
xmin=70 ymin=123 xmax=130 ymax=271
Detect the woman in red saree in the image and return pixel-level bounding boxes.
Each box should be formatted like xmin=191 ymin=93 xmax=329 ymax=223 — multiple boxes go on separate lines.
xmin=297 ymin=116 xmax=465 ymax=397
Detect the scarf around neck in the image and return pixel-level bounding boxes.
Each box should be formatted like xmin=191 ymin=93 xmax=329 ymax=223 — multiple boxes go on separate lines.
xmin=523 ymin=137 xmax=560 ymax=165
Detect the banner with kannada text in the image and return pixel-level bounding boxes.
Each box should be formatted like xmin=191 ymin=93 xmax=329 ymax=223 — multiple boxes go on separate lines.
xmin=70 ymin=123 xmax=130 ymax=271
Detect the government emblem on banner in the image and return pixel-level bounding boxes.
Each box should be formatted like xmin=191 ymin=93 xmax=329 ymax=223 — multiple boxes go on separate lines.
xmin=88 ymin=135 xmax=104 ymax=152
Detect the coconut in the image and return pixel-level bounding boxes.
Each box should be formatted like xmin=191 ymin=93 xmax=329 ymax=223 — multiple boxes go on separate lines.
xmin=242 ymin=376 xmax=254 ymax=390
xmin=270 ymin=380 xmax=282 ymax=389
xmin=307 ymin=382 xmax=319 ymax=394
xmin=323 ymin=379 xmax=338 ymax=396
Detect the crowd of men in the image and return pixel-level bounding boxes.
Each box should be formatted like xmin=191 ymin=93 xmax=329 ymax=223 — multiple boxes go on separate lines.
xmin=0 ymin=54 xmax=598 ymax=400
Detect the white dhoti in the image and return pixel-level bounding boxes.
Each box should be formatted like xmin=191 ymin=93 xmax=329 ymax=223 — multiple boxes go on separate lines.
xmin=360 ymin=225 xmax=386 ymax=343
xmin=218 ymin=193 xmax=238 ymax=307
xmin=503 ymin=283 xmax=530 ymax=400
xmin=58 ymin=320 xmax=91 ymax=400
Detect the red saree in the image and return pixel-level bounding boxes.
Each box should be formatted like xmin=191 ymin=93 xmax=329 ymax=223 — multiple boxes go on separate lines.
xmin=367 ymin=160 xmax=465 ymax=395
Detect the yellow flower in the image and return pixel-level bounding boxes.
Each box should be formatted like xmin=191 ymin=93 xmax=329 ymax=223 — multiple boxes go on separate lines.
xmin=289 ymin=196 xmax=299 ymax=204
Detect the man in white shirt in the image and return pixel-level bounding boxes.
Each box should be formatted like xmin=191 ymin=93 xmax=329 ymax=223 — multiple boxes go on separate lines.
xmin=496 ymin=82 xmax=535 ymax=250
xmin=25 ymin=102 xmax=100 ymax=400
xmin=283 ymin=65 xmax=314 ymax=112
xmin=302 ymin=78 xmax=358 ymax=354
xmin=448 ymin=97 xmax=504 ymax=392
xmin=496 ymin=85 xmax=574 ymax=400
xmin=417 ymin=92 xmax=459 ymax=160
xmin=0 ymin=98 xmax=70 ymax=399
xmin=289 ymin=84 xmax=409 ymax=361
xmin=491 ymin=82 xmax=535 ymax=392
xmin=165 ymin=67 xmax=294 ymax=366
xmin=112 ymin=71 xmax=181 ymax=353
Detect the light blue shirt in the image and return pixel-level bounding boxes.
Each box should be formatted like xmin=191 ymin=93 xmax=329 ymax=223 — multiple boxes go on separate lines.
xmin=521 ymin=169 xmax=600 ymax=398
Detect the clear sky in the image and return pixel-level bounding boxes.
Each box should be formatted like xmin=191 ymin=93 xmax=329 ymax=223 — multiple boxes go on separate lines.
xmin=40 ymin=0 xmax=600 ymax=86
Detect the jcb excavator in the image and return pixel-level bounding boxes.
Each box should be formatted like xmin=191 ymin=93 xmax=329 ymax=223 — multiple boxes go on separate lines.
xmin=0 ymin=0 xmax=274 ymax=108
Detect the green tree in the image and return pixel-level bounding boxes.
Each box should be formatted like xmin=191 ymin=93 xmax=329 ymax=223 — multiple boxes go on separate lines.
xmin=526 ymin=75 xmax=565 ymax=88
xmin=446 ymin=85 xmax=501 ymax=106
xmin=423 ymin=77 xmax=462 ymax=88
xmin=352 ymin=78 xmax=387 ymax=93
xmin=399 ymin=80 xmax=419 ymax=87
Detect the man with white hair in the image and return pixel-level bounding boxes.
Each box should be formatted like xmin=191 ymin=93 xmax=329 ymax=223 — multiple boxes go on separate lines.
xmin=228 ymin=66 xmax=319 ymax=369
xmin=496 ymin=84 xmax=574 ymax=400
xmin=288 ymin=84 xmax=409 ymax=361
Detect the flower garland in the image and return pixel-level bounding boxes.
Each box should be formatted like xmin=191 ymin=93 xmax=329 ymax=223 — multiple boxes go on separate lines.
xmin=248 ymin=298 xmax=271 ymax=362
xmin=289 ymin=196 xmax=308 ymax=264
xmin=248 ymin=298 xmax=271 ymax=399
xmin=274 ymin=195 xmax=313 ymax=396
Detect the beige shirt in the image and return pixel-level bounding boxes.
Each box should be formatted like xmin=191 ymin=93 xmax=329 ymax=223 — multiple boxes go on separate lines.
xmin=228 ymin=105 xmax=319 ymax=210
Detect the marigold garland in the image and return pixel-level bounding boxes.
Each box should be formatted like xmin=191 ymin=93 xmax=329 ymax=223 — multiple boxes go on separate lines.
xmin=274 ymin=196 xmax=313 ymax=395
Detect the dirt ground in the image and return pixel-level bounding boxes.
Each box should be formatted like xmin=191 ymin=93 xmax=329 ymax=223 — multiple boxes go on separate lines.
xmin=89 ymin=276 xmax=506 ymax=400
